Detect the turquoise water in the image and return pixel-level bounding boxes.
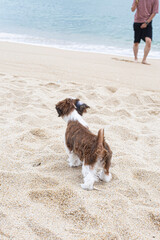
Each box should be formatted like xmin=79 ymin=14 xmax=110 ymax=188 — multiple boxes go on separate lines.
xmin=0 ymin=0 xmax=160 ymax=58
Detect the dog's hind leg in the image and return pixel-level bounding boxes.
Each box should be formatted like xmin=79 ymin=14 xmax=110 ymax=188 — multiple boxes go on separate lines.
xmin=99 ymin=169 xmax=112 ymax=182
xmin=99 ymin=154 xmax=112 ymax=182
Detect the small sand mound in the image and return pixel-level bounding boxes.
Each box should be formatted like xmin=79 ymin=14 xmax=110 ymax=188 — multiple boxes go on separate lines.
xmin=30 ymin=128 xmax=49 ymax=139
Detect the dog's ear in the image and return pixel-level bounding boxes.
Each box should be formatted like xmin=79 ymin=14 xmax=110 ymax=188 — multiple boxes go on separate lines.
xmin=55 ymin=106 xmax=62 ymax=117
xmin=75 ymin=100 xmax=90 ymax=116
xmin=78 ymin=104 xmax=90 ymax=116
xmin=55 ymin=101 xmax=65 ymax=117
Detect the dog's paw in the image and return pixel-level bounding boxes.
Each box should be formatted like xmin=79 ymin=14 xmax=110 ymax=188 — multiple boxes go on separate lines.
xmin=99 ymin=171 xmax=112 ymax=182
xmin=80 ymin=184 xmax=93 ymax=191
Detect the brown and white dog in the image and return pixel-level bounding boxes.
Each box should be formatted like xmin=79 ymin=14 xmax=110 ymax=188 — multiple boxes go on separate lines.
xmin=55 ymin=98 xmax=112 ymax=190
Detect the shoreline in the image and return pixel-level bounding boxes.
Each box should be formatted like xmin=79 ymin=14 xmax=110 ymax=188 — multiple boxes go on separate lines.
xmin=0 ymin=41 xmax=160 ymax=92
xmin=0 ymin=37 xmax=160 ymax=60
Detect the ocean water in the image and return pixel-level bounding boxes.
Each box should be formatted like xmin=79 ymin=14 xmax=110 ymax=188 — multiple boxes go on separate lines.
xmin=0 ymin=0 xmax=160 ymax=58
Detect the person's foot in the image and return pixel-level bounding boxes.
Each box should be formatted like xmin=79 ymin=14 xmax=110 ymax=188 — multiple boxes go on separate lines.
xmin=142 ymin=60 xmax=150 ymax=65
xmin=134 ymin=58 xmax=138 ymax=63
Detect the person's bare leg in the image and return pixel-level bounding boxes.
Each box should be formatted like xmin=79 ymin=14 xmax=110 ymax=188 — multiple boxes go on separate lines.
xmin=133 ymin=42 xmax=139 ymax=62
xmin=142 ymin=37 xmax=151 ymax=64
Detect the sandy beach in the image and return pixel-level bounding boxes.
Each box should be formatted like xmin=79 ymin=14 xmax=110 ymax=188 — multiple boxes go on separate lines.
xmin=0 ymin=41 xmax=160 ymax=240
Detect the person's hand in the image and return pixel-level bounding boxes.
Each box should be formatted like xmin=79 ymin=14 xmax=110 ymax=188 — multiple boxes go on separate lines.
xmin=140 ymin=23 xmax=147 ymax=29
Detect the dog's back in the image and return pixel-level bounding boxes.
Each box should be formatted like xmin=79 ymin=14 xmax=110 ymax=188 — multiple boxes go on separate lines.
xmin=65 ymin=121 xmax=112 ymax=168
xmin=66 ymin=121 xmax=97 ymax=163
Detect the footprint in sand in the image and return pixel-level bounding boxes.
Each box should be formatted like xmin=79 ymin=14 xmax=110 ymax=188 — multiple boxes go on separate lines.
xmin=30 ymin=175 xmax=58 ymax=189
xmin=142 ymin=135 xmax=159 ymax=146
xmin=150 ymin=93 xmax=160 ymax=104
xmin=86 ymin=115 xmax=107 ymax=125
xmin=61 ymin=88 xmax=78 ymax=94
xmin=112 ymin=57 xmax=137 ymax=63
xmin=119 ymin=183 xmax=138 ymax=199
xmin=148 ymin=109 xmax=160 ymax=116
xmin=12 ymin=89 xmax=26 ymax=97
xmin=16 ymin=114 xmax=40 ymax=125
xmin=95 ymin=86 xmax=113 ymax=97
xmin=68 ymin=82 xmax=81 ymax=86
xmin=30 ymin=128 xmax=49 ymax=139
xmin=114 ymin=109 xmax=131 ymax=118
xmin=118 ymin=181 xmax=157 ymax=208
xmin=109 ymin=125 xmax=138 ymax=141
xmin=104 ymin=97 xmax=120 ymax=107
xmin=29 ymin=187 xmax=97 ymax=228
xmin=100 ymin=108 xmax=113 ymax=116
xmin=142 ymin=95 xmax=154 ymax=104
xmin=150 ymin=213 xmax=160 ymax=230
xmin=124 ymin=93 xmax=142 ymax=105
xmin=106 ymin=86 xmax=117 ymax=93
xmin=0 ymin=229 xmax=11 ymax=239
xmin=133 ymin=109 xmax=149 ymax=118
xmin=133 ymin=169 xmax=160 ymax=191
xmin=87 ymin=92 xmax=99 ymax=100
xmin=99 ymin=232 xmax=120 ymax=240
xmin=42 ymin=82 xmax=60 ymax=89
xmin=26 ymin=219 xmax=62 ymax=240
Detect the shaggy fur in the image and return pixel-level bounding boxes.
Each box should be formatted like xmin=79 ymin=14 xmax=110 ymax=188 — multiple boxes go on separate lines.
xmin=55 ymin=98 xmax=112 ymax=190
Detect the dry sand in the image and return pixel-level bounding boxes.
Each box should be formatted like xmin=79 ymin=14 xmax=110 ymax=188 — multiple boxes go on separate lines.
xmin=0 ymin=42 xmax=160 ymax=240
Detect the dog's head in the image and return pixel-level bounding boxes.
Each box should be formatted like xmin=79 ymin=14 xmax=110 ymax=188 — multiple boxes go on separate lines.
xmin=55 ymin=98 xmax=90 ymax=117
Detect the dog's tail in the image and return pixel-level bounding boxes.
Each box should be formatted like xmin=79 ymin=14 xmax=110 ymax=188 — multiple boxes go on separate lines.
xmin=97 ymin=128 xmax=104 ymax=148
